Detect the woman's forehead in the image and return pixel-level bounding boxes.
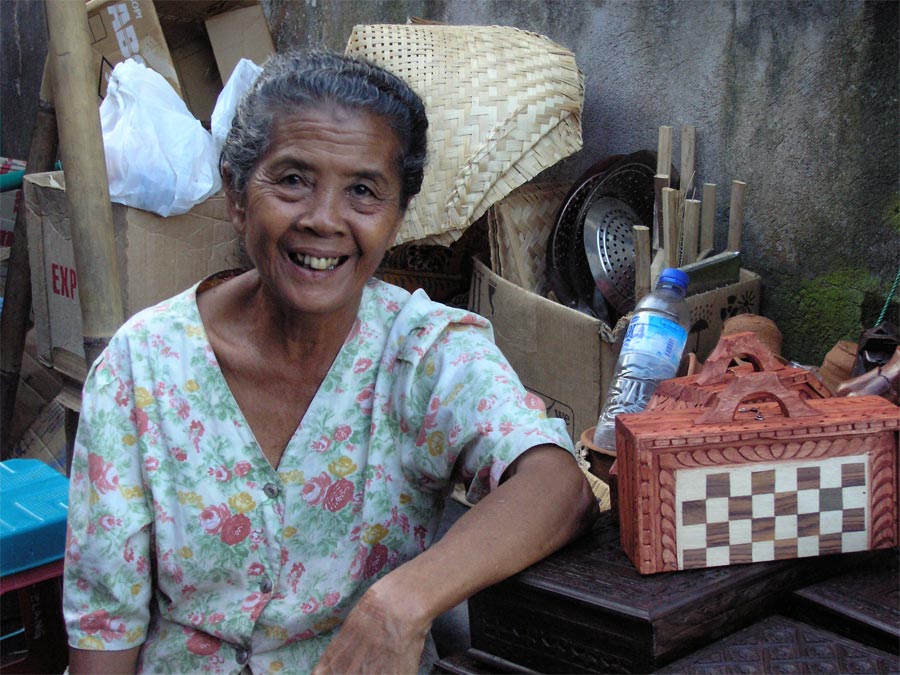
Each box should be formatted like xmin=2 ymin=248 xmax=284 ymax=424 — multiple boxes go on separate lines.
xmin=268 ymin=105 xmax=400 ymax=157
xmin=270 ymin=102 xmax=391 ymax=137
xmin=259 ymin=106 xmax=402 ymax=183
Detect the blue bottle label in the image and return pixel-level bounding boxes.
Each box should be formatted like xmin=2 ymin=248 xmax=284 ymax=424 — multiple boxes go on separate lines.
xmin=621 ymin=314 xmax=688 ymax=370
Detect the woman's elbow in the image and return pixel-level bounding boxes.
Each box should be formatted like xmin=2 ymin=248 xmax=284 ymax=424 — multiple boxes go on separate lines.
xmin=569 ymin=461 xmax=601 ymax=535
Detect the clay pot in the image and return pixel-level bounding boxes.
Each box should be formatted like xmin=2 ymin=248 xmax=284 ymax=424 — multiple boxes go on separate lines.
xmin=580 ymin=427 xmax=615 ymax=483
xmin=819 ymin=340 xmax=858 ymax=393
xmin=722 ymin=314 xmax=782 ymax=357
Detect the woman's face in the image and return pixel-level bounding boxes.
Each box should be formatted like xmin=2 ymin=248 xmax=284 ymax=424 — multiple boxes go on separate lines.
xmin=230 ymin=104 xmax=405 ymax=321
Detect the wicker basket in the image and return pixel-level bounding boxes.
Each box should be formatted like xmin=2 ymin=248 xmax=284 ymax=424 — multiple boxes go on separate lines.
xmin=488 ymin=182 xmax=569 ymax=294
xmin=346 ymin=23 xmax=583 ymax=245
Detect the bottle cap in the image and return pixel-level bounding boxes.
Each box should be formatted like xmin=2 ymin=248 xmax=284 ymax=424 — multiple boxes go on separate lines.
xmin=659 ymin=267 xmax=689 ymax=290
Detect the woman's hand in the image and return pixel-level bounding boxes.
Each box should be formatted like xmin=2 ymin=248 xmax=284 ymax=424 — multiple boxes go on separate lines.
xmin=311 ymin=576 xmax=430 ymax=675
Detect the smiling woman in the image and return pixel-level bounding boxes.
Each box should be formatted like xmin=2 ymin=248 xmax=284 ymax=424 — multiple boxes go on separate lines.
xmin=63 ymin=50 xmax=598 ymax=675
xmin=226 ymin=105 xmax=406 ymax=326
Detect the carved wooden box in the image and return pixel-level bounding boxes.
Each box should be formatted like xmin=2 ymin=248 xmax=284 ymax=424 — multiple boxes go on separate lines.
xmin=655 ymin=614 xmax=899 ymax=674
xmin=466 ymin=510 xmax=871 ymax=674
xmin=789 ymin=548 xmax=899 ymax=655
xmin=647 ymin=331 xmax=832 ymax=413
xmin=617 ymin=372 xmax=899 ymax=575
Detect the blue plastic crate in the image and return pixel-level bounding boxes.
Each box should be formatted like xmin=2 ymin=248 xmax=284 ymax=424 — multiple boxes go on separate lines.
xmin=0 ymin=459 xmax=69 ymax=577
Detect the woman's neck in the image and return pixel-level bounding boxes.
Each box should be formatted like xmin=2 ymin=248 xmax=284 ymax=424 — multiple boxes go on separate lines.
xmin=202 ymin=269 xmax=360 ymax=364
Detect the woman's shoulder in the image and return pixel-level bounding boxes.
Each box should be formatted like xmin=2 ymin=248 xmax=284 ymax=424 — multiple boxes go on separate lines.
xmin=367 ymin=278 xmax=494 ymax=363
xmin=367 ymin=278 xmax=486 ymax=327
xmin=108 ymin=281 xmax=205 ymax=348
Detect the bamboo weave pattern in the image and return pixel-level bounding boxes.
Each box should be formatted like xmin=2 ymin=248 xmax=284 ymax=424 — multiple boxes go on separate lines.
xmin=346 ymin=24 xmax=584 ymax=245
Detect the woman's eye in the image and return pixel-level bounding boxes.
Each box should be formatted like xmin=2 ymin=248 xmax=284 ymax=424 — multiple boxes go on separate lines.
xmin=280 ymin=174 xmax=304 ymax=187
xmin=351 ymin=184 xmax=374 ymax=198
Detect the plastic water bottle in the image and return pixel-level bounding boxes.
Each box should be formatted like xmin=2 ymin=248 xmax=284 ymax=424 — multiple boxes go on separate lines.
xmin=592 ymin=268 xmax=691 ymax=450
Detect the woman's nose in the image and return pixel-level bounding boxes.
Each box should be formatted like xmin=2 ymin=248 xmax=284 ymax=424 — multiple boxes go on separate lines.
xmin=299 ymin=187 xmax=344 ymax=234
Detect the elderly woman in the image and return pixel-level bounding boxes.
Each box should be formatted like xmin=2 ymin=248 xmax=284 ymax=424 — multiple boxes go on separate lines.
xmin=64 ymin=50 xmax=597 ymax=675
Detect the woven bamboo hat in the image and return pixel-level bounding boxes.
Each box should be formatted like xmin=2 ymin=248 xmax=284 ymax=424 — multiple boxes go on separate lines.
xmin=345 ymin=23 xmax=584 ymax=246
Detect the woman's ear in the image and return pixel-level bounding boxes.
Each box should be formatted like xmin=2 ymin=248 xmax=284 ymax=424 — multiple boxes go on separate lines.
xmin=221 ymin=163 xmax=246 ymax=234
xmin=389 ymin=213 xmax=404 ymax=247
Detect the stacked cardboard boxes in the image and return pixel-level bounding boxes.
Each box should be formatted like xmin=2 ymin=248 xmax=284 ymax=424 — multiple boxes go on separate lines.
xmin=24 ymin=172 xmax=240 ymax=373
xmin=86 ymin=0 xmax=274 ymax=124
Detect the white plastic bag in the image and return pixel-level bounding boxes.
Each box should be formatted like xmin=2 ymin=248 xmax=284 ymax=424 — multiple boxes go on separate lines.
xmin=100 ymin=59 xmax=221 ymax=217
xmin=211 ymin=58 xmax=263 ymax=156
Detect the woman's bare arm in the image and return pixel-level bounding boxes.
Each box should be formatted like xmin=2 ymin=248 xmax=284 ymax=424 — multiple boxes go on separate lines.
xmin=312 ymin=443 xmax=598 ymax=674
xmin=68 ymin=646 xmax=142 ymax=675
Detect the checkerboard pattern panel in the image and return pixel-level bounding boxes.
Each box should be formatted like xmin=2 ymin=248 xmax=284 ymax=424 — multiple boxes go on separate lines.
xmin=675 ymin=456 xmax=869 ymax=569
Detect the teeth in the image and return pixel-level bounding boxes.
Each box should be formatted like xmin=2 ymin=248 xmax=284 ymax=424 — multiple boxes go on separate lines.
xmin=290 ymin=253 xmax=341 ymax=270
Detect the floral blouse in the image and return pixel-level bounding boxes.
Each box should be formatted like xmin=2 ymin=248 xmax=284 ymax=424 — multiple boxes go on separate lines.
xmin=63 ymin=276 xmax=573 ymax=674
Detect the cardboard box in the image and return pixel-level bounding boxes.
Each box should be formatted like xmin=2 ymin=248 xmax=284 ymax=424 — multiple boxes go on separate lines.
xmin=156 ymin=0 xmax=268 ymax=123
xmin=205 ymin=4 xmax=275 ymax=82
xmin=24 ymin=171 xmax=240 ymax=372
xmin=87 ymin=0 xmax=182 ymax=99
xmin=6 ymin=330 xmax=64 ymax=452
xmin=11 ymin=401 xmax=68 ymax=476
xmin=87 ymin=1 xmax=272 ymax=124
xmin=468 ymin=257 xmax=761 ymax=442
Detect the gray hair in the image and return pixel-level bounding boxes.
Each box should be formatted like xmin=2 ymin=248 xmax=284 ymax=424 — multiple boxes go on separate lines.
xmin=220 ymin=50 xmax=428 ymax=211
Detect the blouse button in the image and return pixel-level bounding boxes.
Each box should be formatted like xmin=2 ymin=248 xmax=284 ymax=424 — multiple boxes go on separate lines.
xmin=259 ymin=574 xmax=273 ymax=594
xmin=235 ymin=647 xmax=250 ymax=665
xmin=263 ymin=483 xmax=280 ymax=499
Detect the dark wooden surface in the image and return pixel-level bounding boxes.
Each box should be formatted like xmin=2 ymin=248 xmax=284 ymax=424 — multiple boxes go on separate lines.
xmin=435 ymin=649 xmax=535 ymax=674
xmin=789 ymin=548 xmax=900 ymax=655
xmin=467 ymin=511 xmax=881 ymax=674
xmin=655 ymin=614 xmax=899 ymax=674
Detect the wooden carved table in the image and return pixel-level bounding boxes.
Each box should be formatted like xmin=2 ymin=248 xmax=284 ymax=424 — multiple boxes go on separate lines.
xmin=435 ymin=511 xmax=899 ymax=674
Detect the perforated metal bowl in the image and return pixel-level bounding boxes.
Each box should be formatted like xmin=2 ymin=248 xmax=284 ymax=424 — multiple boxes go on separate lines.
xmin=546 ymin=150 xmax=677 ymax=320
xmin=571 ymin=150 xmax=676 ymax=319
xmin=582 ymin=196 xmax=644 ymax=316
xmin=546 ymin=155 xmax=623 ymax=313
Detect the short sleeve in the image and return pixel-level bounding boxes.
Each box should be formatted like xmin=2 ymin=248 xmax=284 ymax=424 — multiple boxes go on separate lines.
xmin=391 ymin=296 xmax=574 ymax=503
xmin=63 ymin=339 xmax=154 ymax=651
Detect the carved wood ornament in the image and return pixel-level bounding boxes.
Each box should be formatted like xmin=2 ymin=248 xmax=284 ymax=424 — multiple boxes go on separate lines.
xmin=618 ymin=371 xmax=900 ymax=575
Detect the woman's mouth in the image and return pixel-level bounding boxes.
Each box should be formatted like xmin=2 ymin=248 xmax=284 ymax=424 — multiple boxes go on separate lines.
xmin=288 ymin=253 xmax=346 ymax=271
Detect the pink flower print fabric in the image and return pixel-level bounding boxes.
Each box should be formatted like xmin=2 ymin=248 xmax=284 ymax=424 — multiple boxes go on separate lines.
xmin=64 ymin=276 xmax=573 ymax=674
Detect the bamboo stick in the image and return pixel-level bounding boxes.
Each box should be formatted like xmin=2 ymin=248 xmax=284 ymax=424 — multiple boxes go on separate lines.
xmin=653 ymin=126 xmax=673 ymax=251
xmin=681 ymin=199 xmax=701 ymax=266
xmin=700 ymin=182 xmax=716 ymax=258
xmin=680 ymin=125 xmax=696 ymax=196
xmin=650 ymin=249 xmax=665 ymax=289
xmin=0 ymin=60 xmax=58 ymax=457
xmin=662 ymin=187 xmax=680 ymax=269
xmin=633 ymin=225 xmax=651 ymax=304
xmin=652 ymin=174 xmax=669 ymax=251
xmin=45 ymin=0 xmax=124 ymax=369
xmin=727 ymin=180 xmax=747 ymax=252
xmin=656 ymin=126 xmax=673 ymax=176
xmin=652 ymin=174 xmax=669 ymax=250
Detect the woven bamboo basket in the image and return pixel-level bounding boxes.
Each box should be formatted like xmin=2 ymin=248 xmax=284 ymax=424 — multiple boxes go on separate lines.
xmin=488 ymin=182 xmax=569 ymax=294
xmin=346 ymin=23 xmax=584 ymax=246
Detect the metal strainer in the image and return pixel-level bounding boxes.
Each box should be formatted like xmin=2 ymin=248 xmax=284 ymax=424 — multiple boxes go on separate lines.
xmin=570 ymin=150 xmax=677 ymax=319
xmin=582 ymin=196 xmax=644 ymax=316
xmin=545 ymin=155 xmax=623 ymax=314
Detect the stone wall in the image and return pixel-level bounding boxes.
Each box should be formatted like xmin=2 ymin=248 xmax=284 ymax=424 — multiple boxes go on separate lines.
xmin=3 ymin=0 xmax=897 ymax=365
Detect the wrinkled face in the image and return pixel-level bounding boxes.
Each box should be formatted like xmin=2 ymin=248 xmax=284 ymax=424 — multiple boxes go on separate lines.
xmin=229 ymin=104 xmax=404 ymax=320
